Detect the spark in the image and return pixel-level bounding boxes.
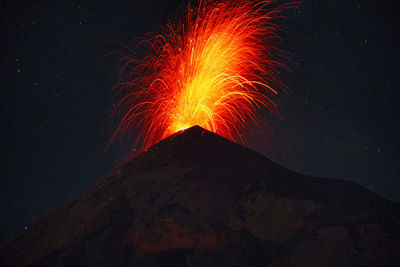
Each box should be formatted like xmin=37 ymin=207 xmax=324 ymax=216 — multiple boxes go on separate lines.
xmin=110 ymin=0 xmax=292 ymax=151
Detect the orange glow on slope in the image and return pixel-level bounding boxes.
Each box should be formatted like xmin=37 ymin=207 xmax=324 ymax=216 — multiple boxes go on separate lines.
xmin=110 ymin=0 xmax=291 ymax=151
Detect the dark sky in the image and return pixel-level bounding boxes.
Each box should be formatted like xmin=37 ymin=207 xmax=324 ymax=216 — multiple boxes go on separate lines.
xmin=1 ymin=0 xmax=399 ymax=246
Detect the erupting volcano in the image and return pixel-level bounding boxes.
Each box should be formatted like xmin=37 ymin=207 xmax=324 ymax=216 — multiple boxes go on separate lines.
xmin=110 ymin=0 xmax=291 ymax=151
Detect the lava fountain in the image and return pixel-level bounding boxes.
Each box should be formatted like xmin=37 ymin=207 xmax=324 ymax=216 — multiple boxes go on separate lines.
xmin=109 ymin=0 xmax=292 ymax=151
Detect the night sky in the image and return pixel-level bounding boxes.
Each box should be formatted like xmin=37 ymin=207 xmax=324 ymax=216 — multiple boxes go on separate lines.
xmin=1 ymin=0 xmax=399 ymax=246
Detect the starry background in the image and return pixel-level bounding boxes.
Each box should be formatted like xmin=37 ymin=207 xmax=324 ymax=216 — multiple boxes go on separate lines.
xmin=0 ymin=0 xmax=399 ymax=246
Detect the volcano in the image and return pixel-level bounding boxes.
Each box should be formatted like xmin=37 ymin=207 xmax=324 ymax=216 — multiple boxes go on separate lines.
xmin=1 ymin=126 xmax=399 ymax=266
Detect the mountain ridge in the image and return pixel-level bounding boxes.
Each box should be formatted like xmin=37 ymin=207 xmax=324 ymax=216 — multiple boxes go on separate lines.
xmin=1 ymin=125 xmax=399 ymax=266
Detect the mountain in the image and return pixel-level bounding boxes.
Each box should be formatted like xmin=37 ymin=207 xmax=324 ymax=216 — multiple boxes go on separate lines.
xmin=1 ymin=125 xmax=399 ymax=266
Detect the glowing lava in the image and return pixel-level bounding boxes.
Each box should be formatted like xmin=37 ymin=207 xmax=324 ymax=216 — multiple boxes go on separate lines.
xmin=110 ymin=0 xmax=291 ymax=151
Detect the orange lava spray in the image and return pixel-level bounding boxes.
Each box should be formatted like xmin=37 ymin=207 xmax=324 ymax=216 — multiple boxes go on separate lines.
xmin=110 ymin=0 xmax=291 ymax=151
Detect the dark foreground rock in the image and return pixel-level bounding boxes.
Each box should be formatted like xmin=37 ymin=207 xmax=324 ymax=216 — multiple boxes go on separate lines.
xmin=1 ymin=126 xmax=399 ymax=266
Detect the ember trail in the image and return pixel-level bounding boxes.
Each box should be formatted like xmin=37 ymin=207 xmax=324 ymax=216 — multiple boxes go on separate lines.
xmin=110 ymin=0 xmax=290 ymax=151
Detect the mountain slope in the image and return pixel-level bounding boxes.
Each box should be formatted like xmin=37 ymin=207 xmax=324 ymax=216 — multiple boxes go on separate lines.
xmin=1 ymin=126 xmax=399 ymax=266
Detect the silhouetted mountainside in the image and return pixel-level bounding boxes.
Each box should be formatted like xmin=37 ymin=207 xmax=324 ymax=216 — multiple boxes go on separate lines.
xmin=1 ymin=126 xmax=399 ymax=266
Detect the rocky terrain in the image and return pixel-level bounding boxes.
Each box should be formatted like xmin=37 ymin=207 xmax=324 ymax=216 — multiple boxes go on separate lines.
xmin=1 ymin=126 xmax=399 ymax=266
